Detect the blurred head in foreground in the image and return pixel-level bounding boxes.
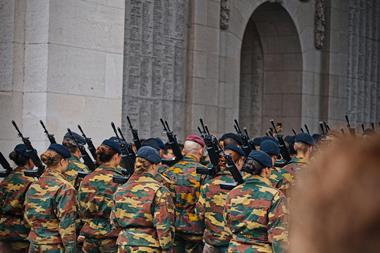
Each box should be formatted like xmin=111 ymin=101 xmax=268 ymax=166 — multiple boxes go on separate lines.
xmin=290 ymin=134 xmax=380 ymax=253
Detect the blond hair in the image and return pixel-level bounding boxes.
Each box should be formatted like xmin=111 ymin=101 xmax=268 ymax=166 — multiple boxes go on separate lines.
xmin=40 ymin=150 xmax=63 ymax=167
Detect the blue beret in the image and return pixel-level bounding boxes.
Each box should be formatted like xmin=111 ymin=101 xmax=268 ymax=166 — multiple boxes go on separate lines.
xmin=102 ymin=138 xmax=121 ymax=154
xmin=260 ymin=140 xmax=280 ymax=157
xmin=284 ymin=135 xmax=295 ymax=144
xmin=312 ymin=133 xmax=322 ymax=143
xmin=14 ymin=144 xmax=32 ymax=158
xmin=155 ymin=138 xmax=165 ymax=150
xmin=48 ymin=144 xmax=71 ymax=159
xmin=142 ymin=138 xmax=164 ymax=151
xmin=137 ymin=146 xmax=161 ymax=164
xmin=64 ymin=131 xmax=86 ymax=145
xmin=219 ymin=133 xmax=243 ymax=146
xmin=252 ymin=137 xmax=262 ymax=146
xmin=248 ymin=150 xmax=273 ymax=168
xmin=224 ymin=145 xmax=245 ymax=157
xmin=295 ymin=133 xmax=315 ymax=146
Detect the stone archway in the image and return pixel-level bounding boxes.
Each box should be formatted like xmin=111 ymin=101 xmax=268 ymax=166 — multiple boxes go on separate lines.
xmin=239 ymin=2 xmax=303 ymax=135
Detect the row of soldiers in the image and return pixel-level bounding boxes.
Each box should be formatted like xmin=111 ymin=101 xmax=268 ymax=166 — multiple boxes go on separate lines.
xmin=0 ymin=117 xmax=373 ymax=253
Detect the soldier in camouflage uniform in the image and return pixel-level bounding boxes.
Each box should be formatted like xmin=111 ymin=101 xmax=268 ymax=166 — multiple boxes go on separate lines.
xmin=24 ymin=144 xmax=77 ymax=253
xmin=0 ymin=144 xmax=35 ymax=253
xmin=62 ymin=132 xmax=90 ymax=189
xmin=78 ymin=138 xmax=123 ymax=253
xmin=196 ymin=145 xmax=245 ymax=253
xmin=224 ymin=150 xmax=288 ymax=253
xmin=260 ymin=140 xmax=293 ymax=196
xmin=162 ymin=134 xmax=207 ymax=253
xmin=111 ymin=146 xmax=175 ymax=252
xmin=283 ymin=133 xmax=314 ymax=182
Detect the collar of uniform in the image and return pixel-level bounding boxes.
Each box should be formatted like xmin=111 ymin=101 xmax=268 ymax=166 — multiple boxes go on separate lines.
xmin=132 ymin=172 xmax=157 ymax=182
xmin=96 ymin=164 xmax=123 ymax=175
xmin=41 ymin=168 xmax=65 ymax=179
xmin=244 ymin=175 xmax=272 ymax=187
xmin=183 ymin=154 xmax=198 ymax=162
xmin=69 ymin=155 xmax=81 ymax=163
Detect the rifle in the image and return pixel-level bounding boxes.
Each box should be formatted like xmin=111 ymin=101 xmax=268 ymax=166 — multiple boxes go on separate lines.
xmin=233 ymin=119 xmax=252 ymax=156
xmin=304 ymin=124 xmax=310 ymax=135
xmin=300 ymin=128 xmax=304 ymax=133
xmin=270 ymin=120 xmax=291 ymax=162
xmin=371 ymin=122 xmax=375 ymax=130
xmin=219 ymin=150 xmax=245 ymax=190
xmin=40 ymin=120 xmax=56 ymax=144
xmin=319 ymin=122 xmax=326 ymax=135
xmin=0 ymin=152 xmax=12 ymax=177
xmin=12 ymin=121 xmax=45 ymax=177
xmin=345 ymin=115 xmax=355 ymax=135
xmin=361 ymin=124 xmax=365 ymax=133
xmin=127 ymin=116 xmax=142 ymax=150
xmin=196 ymin=119 xmax=220 ymax=176
xmin=67 ymin=128 xmax=96 ymax=171
xmin=111 ymin=122 xmax=135 ymax=176
xmin=160 ymin=119 xmax=183 ymax=161
xmin=323 ymin=121 xmax=330 ymax=133
xmin=77 ymin=125 xmax=97 ymax=161
xmin=292 ymin=128 xmax=297 ymax=135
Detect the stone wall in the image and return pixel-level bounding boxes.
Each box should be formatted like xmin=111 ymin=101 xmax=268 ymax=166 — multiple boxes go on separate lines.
xmin=0 ymin=0 xmax=125 ymax=154
xmin=122 ymin=0 xmax=188 ymax=141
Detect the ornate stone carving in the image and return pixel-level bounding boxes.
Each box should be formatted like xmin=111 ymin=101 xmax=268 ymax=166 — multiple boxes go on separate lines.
xmin=315 ymin=0 xmax=327 ymax=49
xmin=220 ymin=0 xmax=230 ymax=30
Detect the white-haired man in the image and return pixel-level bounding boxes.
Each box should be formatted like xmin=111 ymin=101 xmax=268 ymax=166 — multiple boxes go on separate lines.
xmin=162 ymin=134 xmax=207 ymax=253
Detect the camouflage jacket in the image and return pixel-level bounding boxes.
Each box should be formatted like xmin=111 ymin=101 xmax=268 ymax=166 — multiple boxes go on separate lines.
xmin=0 ymin=167 xmax=35 ymax=241
xmin=111 ymin=172 xmax=175 ymax=250
xmin=269 ymin=167 xmax=293 ymax=197
xmin=63 ymin=155 xmax=90 ymax=189
xmin=24 ymin=169 xmax=77 ymax=252
xmin=224 ymin=175 xmax=288 ymax=253
xmin=195 ymin=168 xmax=235 ymax=247
xmin=162 ymin=154 xmax=206 ymax=237
xmin=283 ymin=157 xmax=307 ymax=183
xmin=78 ymin=165 xmax=123 ymax=239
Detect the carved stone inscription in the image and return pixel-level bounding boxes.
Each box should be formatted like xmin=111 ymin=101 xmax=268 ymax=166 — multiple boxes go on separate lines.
xmin=122 ymin=0 xmax=188 ymax=140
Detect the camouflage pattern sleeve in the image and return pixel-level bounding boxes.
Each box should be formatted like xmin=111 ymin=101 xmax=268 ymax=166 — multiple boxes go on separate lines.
xmin=195 ymin=184 xmax=206 ymax=223
xmin=152 ymin=187 xmax=175 ymax=251
xmin=55 ymin=185 xmax=77 ymax=253
xmin=268 ymin=192 xmax=288 ymax=253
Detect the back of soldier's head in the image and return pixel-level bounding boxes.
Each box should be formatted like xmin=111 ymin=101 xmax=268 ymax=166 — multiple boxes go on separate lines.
xmin=290 ymin=134 xmax=380 ymax=253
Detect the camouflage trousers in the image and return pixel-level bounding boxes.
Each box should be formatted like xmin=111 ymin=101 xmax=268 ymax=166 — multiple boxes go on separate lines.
xmin=0 ymin=240 xmax=29 ymax=253
xmin=28 ymin=243 xmax=64 ymax=253
xmin=203 ymin=243 xmax=228 ymax=253
xmin=175 ymin=233 xmax=203 ymax=253
xmin=82 ymin=237 xmax=118 ymax=253
xmin=117 ymin=246 xmax=163 ymax=253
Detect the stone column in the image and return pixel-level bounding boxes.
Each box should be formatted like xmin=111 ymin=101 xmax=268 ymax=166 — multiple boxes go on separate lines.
xmin=0 ymin=0 xmax=125 ymax=154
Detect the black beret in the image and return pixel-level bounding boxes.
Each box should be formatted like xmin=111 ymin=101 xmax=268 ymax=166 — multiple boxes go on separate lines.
xmin=64 ymin=131 xmax=86 ymax=145
xmin=248 ymin=150 xmax=273 ymax=168
xmin=224 ymin=144 xmax=245 ymax=157
xmin=48 ymin=144 xmax=71 ymax=159
xmin=260 ymin=140 xmax=280 ymax=157
xmin=102 ymin=138 xmax=121 ymax=154
xmin=219 ymin=133 xmax=243 ymax=146
xmin=14 ymin=144 xmax=33 ymax=158
xmin=137 ymin=146 xmax=161 ymax=164
xmin=295 ymin=133 xmax=315 ymax=146
xmin=142 ymin=138 xmax=164 ymax=151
